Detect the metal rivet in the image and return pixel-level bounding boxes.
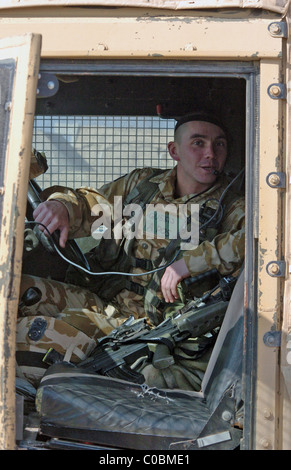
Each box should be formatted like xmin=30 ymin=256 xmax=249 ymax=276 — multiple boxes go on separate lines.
xmin=47 ymin=81 xmax=55 ymax=90
xmin=263 ymin=409 xmax=273 ymax=420
xmin=97 ymin=43 xmax=108 ymax=51
xmin=260 ymin=438 xmax=271 ymax=449
xmin=184 ymin=43 xmax=197 ymax=51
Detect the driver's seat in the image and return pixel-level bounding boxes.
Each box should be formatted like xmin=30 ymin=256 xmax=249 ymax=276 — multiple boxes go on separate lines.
xmin=35 ymin=271 xmax=244 ymax=450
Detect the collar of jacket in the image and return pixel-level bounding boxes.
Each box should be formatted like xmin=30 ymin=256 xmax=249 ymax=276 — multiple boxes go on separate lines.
xmin=149 ymin=166 xmax=226 ymax=203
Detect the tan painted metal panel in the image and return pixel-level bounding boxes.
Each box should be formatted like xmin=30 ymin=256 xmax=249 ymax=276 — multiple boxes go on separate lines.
xmin=280 ymin=2 xmax=291 ymax=451
xmin=0 ymin=0 xmax=289 ymax=15
xmin=255 ymin=59 xmax=285 ymax=450
xmin=0 ymin=14 xmax=284 ymax=59
xmin=0 ymin=33 xmax=41 ymax=450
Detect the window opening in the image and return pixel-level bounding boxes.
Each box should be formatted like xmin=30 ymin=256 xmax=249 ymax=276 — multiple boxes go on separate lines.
xmin=33 ymin=115 xmax=176 ymax=188
xmin=32 ymin=66 xmax=247 ymax=189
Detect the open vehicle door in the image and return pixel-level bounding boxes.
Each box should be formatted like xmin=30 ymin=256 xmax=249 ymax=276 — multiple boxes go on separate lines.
xmin=0 ymin=33 xmax=41 ymax=450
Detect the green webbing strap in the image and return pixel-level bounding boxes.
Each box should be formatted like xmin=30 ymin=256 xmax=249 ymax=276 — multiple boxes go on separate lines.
xmin=143 ymin=183 xmax=238 ymax=325
xmin=122 ymin=168 xmax=165 ymax=268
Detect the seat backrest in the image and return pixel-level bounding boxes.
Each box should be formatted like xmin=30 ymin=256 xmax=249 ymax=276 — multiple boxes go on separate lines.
xmin=201 ymin=269 xmax=244 ymax=413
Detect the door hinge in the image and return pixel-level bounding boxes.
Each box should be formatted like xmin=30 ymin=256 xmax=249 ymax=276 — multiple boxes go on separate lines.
xmin=37 ymin=73 xmax=59 ymax=98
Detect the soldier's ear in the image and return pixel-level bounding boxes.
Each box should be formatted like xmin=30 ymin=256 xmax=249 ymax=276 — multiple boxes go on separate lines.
xmin=168 ymin=141 xmax=180 ymax=162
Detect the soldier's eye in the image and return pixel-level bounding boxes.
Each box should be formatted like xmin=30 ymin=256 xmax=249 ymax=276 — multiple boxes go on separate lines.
xmin=193 ymin=139 xmax=203 ymax=146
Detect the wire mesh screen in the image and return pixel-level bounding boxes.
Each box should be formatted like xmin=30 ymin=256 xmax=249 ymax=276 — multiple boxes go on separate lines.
xmin=33 ymin=115 xmax=176 ymax=189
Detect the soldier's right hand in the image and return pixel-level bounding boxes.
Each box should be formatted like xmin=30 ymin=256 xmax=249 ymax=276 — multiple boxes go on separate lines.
xmin=33 ymin=200 xmax=70 ymax=248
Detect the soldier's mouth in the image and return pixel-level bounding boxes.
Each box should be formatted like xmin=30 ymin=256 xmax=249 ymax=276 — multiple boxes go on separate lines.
xmin=200 ymin=166 xmax=217 ymax=174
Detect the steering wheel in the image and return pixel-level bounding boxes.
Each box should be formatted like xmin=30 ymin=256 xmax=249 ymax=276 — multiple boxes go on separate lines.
xmin=27 ymin=179 xmax=90 ymax=271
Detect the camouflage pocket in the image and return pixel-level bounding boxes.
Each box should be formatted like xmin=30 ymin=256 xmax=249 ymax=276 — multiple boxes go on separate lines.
xmin=16 ymin=315 xmax=96 ymax=387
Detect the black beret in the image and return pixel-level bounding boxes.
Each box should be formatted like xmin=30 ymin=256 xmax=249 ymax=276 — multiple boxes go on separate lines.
xmin=175 ymin=112 xmax=228 ymax=136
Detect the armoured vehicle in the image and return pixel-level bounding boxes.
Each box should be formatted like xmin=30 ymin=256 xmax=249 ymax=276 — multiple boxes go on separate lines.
xmin=0 ymin=0 xmax=290 ymax=451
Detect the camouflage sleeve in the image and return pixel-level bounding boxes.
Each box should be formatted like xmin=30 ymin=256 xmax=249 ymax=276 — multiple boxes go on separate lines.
xmin=182 ymin=197 xmax=245 ymax=276
xmin=45 ymin=168 xmax=153 ymax=239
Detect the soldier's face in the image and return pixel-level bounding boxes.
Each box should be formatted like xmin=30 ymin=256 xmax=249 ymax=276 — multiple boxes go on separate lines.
xmin=168 ymin=121 xmax=228 ymax=194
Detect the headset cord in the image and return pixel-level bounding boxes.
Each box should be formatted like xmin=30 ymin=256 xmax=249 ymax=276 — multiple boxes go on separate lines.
xmin=26 ymin=220 xmax=181 ymax=277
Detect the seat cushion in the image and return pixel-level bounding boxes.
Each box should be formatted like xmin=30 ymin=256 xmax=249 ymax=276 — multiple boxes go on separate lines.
xmin=36 ymin=363 xmax=210 ymax=450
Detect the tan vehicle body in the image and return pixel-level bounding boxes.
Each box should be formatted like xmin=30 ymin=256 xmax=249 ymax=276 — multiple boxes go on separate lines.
xmin=0 ymin=0 xmax=290 ymax=450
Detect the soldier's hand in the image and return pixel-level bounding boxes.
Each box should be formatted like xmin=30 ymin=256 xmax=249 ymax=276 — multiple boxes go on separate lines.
xmin=161 ymin=258 xmax=190 ymax=303
xmin=33 ymin=200 xmax=70 ymax=248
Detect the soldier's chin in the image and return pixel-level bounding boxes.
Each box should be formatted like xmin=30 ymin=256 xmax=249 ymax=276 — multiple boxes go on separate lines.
xmin=199 ymin=171 xmax=218 ymax=183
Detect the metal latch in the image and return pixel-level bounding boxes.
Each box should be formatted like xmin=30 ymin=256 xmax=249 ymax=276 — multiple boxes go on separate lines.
xmin=37 ymin=73 xmax=59 ymax=98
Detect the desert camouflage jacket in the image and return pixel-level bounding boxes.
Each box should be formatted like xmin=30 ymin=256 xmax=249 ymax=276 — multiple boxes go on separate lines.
xmin=45 ymin=166 xmax=245 ymax=322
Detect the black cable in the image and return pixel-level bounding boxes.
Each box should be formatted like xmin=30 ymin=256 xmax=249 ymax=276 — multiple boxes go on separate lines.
xmin=25 ymin=221 xmax=181 ymax=277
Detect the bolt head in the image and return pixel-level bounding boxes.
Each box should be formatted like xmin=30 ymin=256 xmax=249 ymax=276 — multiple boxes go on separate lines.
xmin=221 ymin=410 xmax=232 ymax=422
xmin=269 ymin=23 xmax=281 ymax=35
xmin=269 ymin=263 xmax=280 ymax=274
xmin=269 ymin=85 xmax=281 ymax=97
xmin=268 ymin=173 xmax=280 ymax=186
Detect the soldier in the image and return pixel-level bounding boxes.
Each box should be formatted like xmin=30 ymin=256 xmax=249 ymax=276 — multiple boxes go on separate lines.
xmin=18 ymin=112 xmax=245 ymax=389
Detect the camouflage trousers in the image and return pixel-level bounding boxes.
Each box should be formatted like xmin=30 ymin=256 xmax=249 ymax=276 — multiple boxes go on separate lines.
xmin=17 ymin=274 xmax=212 ymax=391
xmin=17 ymin=274 xmax=127 ymax=386
xmin=19 ymin=274 xmax=126 ymax=334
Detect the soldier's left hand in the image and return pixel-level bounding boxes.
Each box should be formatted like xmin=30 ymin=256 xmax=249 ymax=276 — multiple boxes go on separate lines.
xmin=161 ymin=258 xmax=190 ymax=303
